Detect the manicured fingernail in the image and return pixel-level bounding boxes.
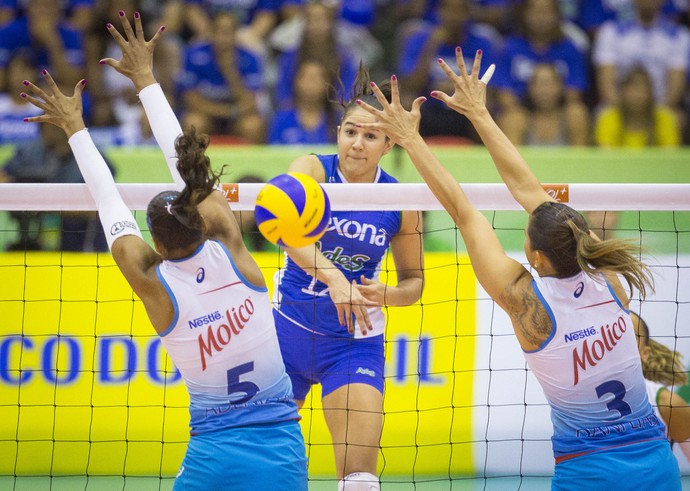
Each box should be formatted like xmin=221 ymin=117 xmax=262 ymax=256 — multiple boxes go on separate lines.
xmin=98 ymin=59 xmax=105 ymax=64
xmin=20 ymin=92 xmax=27 ymax=98
xmin=391 ymin=74 xmax=397 ymax=81
xmin=22 ymin=80 xmax=29 ymax=86
xmin=134 ymin=11 xmax=140 ymax=18
xmin=355 ymin=99 xmax=362 ymax=104
xmin=456 ymin=46 xmax=461 ymax=53
xmin=106 ymin=23 xmax=113 ymax=28
xmin=431 ymin=91 xmax=438 ymax=97
xmin=119 ymin=10 xmax=124 ymax=16
xmin=369 ymin=81 xmax=375 ymax=87
xmin=421 ymin=97 xmax=427 ymax=102
xmin=23 ymin=118 xmax=29 ymax=122
xmin=80 ymin=79 xmax=87 ymax=86
xmin=41 ymin=69 xmax=47 ymax=75
xmin=478 ymin=49 xmax=483 ymax=55
xmin=437 ymin=58 xmax=443 ymax=64
xmin=160 ymin=26 xmax=165 ymax=31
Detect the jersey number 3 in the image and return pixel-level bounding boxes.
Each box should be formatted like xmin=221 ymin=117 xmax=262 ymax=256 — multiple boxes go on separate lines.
xmin=227 ymin=362 xmax=259 ymax=404
xmin=596 ymin=379 xmax=632 ymax=417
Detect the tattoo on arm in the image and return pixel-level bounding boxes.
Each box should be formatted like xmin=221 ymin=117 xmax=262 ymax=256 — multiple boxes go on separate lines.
xmin=499 ymin=272 xmax=553 ymax=347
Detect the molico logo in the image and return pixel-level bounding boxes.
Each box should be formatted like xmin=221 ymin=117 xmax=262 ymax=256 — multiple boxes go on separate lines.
xmin=572 ymin=315 xmax=628 ymax=385
xmin=198 ymin=297 xmax=255 ymax=370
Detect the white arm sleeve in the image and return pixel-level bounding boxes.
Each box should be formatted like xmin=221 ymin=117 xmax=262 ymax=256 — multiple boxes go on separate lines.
xmin=138 ymin=83 xmax=184 ymax=188
xmin=68 ymin=129 xmax=143 ymax=250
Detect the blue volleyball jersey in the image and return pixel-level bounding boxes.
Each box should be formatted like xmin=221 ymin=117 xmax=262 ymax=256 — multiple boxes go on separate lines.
xmin=274 ymin=154 xmax=402 ymax=338
xmin=525 ymin=271 xmax=666 ymax=460
xmin=156 ymin=240 xmax=297 ymax=434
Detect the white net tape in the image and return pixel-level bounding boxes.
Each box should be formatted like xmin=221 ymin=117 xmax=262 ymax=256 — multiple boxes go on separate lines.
xmin=1 ymin=182 xmax=689 ymax=211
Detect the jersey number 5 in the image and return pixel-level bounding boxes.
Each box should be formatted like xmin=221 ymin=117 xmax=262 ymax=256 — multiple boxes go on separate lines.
xmin=227 ymin=362 xmax=259 ymax=404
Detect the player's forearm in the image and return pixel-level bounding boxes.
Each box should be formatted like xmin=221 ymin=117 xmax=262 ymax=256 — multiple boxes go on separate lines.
xmin=385 ymin=277 xmax=424 ymax=306
xmin=139 ymin=84 xmax=184 ymax=187
xmin=403 ymin=134 xmax=470 ymax=225
xmin=466 ymin=107 xmax=547 ymax=213
xmin=286 ymin=244 xmax=347 ymax=290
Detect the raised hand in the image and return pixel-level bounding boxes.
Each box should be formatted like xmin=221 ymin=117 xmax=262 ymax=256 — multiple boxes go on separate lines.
xmin=22 ymin=70 xmax=86 ymax=138
xmin=354 ymin=76 xmax=426 ymax=149
xmin=99 ymin=10 xmax=165 ymax=92
xmin=430 ymin=48 xmax=495 ymax=119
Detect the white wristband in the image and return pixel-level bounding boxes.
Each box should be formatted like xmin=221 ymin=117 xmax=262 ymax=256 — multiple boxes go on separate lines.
xmin=68 ymin=129 xmax=142 ymax=250
xmin=138 ymin=83 xmax=184 ymax=188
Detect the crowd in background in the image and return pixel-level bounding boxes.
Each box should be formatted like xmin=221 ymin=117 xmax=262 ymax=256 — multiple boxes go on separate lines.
xmin=0 ymin=0 xmax=688 ymax=147
xmin=0 ymin=0 xmax=688 ymax=250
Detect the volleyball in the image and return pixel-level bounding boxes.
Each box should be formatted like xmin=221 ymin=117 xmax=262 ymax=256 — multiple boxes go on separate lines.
xmin=254 ymin=172 xmax=331 ymax=248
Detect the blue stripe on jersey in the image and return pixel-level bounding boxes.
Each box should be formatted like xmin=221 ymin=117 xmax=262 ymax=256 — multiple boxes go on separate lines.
xmin=524 ymin=278 xmax=558 ymax=353
xmin=156 ymin=266 xmax=180 ymax=337
xmin=213 ymin=240 xmax=268 ymax=293
xmin=605 ymin=280 xmax=629 ymax=313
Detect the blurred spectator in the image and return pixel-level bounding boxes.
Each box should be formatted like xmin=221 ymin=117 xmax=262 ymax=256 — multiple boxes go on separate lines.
xmin=0 ymin=0 xmax=96 ymax=31
xmin=0 ymin=50 xmax=41 ymax=144
xmin=176 ymin=10 xmax=267 ymax=142
xmin=268 ymin=58 xmax=337 ymax=144
xmin=499 ymin=62 xmax=590 ymax=146
xmin=588 ymin=66 xmax=680 ymax=238
xmin=492 ymin=0 xmax=588 ymax=116
xmin=0 ymin=123 xmax=113 ymax=251
xmin=578 ymin=0 xmax=685 ymax=34
xmin=398 ymin=0 xmax=498 ymax=141
xmin=180 ymin=0 xmax=282 ymax=54
xmin=592 ymin=0 xmax=690 ymax=112
xmin=0 ymin=0 xmax=85 ymax=92
xmin=594 ymin=66 xmax=680 ymax=147
xmin=273 ymin=0 xmax=357 ymax=110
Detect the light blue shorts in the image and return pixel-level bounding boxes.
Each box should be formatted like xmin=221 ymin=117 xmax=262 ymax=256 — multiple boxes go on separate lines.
xmin=173 ymin=419 xmax=307 ymax=491
xmin=553 ymin=438 xmax=681 ymax=491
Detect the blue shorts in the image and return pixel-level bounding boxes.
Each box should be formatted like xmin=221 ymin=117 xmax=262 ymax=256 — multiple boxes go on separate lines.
xmin=173 ymin=419 xmax=307 ymax=491
xmin=553 ymin=439 xmax=680 ymax=491
xmin=274 ymin=310 xmax=385 ymax=400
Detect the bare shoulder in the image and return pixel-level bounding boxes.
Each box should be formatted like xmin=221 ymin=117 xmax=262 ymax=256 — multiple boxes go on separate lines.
xmin=288 ymin=154 xmax=326 ymax=182
xmin=499 ymin=270 xmax=553 ymax=350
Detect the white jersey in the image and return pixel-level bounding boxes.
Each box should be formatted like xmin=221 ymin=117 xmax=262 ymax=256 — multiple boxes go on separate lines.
xmin=525 ymin=271 xmax=666 ymax=460
xmin=157 ymin=240 xmax=296 ymax=433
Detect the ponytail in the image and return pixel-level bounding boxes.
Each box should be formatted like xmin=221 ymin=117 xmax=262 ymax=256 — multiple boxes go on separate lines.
xmin=643 ymin=338 xmax=688 ymax=387
xmin=570 ymin=222 xmax=654 ymax=300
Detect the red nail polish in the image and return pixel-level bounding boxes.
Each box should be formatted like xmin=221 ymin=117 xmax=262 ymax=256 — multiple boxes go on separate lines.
xmin=119 ymin=10 xmax=124 ymax=16
xmin=134 ymin=11 xmax=140 ymax=18
xmin=160 ymin=26 xmax=165 ymax=31
xmin=431 ymin=91 xmax=438 ymax=97
xmin=41 ymin=69 xmax=47 ymax=75
xmin=106 ymin=23 xmax=113 ymax=28
xmin=22 ymin=80 xmax=29 ymax=86
xmin=20 ymin=92 xmax=26 ymax=98
xmin=356 ymin=99 xmax=362 ymax=104
xmin=80 ymin=79 xmax=87 ymax=86
xmin=391 ymin=74 xmax=397 ymax=81
xmin=437 ymin=58 xmax=443 ymax=64
xmin=478 ymin=49 xmax=483 ymax=55
xmin=369 ymin=81 xmax=375 ymax=87
xmin=23 ymin=118 xmax=29 ymax=122
xmin=456 ymin=47 xmax=461 ymax=52
xmin=98 ymin=60 xmax=105 ymax=65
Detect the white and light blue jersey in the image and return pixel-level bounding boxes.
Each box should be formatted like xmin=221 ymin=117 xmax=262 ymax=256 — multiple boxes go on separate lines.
xmin=274 ymin=154 xmax=402 ymax=338
xmin=156 ymin=240 xmax=296 ymax=434
xmin=525 ymin=271 xmax=666 ymax=460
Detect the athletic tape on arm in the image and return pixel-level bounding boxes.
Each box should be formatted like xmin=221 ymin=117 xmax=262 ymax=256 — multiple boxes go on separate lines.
xmin=138 ymin=83 xmax=184 ymax=188
xmin=68 ymin=129 xmax=142 ymax=250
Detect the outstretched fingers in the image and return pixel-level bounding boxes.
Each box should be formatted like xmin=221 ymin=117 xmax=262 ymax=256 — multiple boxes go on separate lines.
xmin=117 ymin=10 xmax=137 ymax=42
xmin=470 ymin=49 xmax=483 ymax=81
xmin=455 ymin=47 xmax=469 ymax=79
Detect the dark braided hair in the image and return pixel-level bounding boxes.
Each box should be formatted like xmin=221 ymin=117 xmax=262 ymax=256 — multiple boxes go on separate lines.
xmin=146 ymin=128 xmax=222 ymax=250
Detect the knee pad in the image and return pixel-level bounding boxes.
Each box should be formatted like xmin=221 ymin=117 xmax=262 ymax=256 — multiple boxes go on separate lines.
xmin=337 ymin=472 xmax=380 ymax=491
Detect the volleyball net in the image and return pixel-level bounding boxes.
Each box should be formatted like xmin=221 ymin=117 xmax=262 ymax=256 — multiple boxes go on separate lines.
xmin=1 ymin=182 xmax=689 ymax=489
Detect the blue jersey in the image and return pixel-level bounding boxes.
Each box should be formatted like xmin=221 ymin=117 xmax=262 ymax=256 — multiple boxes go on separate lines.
xmin=525 ymin=271 xmax=666 ymax=460
xmin=493 ymin=35 xmax=588 ymax=98
xmin=268 ymin=108 xmax=334 ymax=145
xmin=274 ymin=154 xmax=402 ymax=338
